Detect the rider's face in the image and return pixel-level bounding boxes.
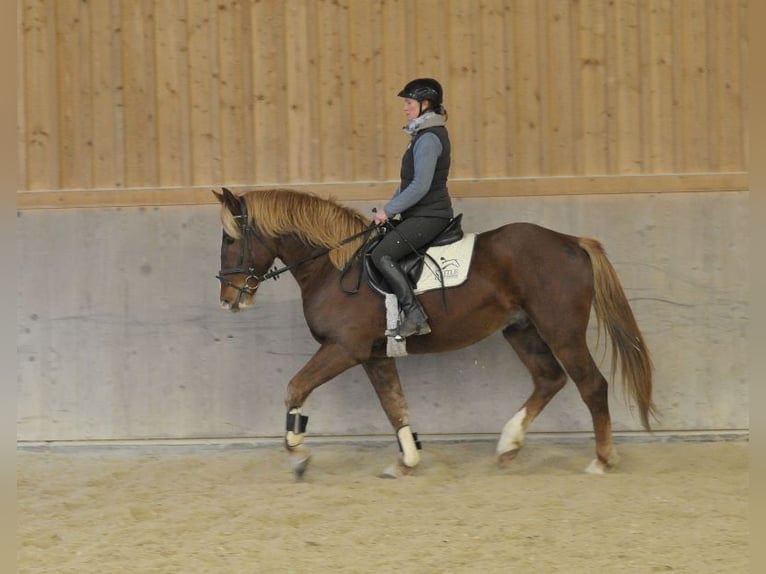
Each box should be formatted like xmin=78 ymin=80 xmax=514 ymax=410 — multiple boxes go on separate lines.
xmin=403 ymin=98 xmax=429 ymax=121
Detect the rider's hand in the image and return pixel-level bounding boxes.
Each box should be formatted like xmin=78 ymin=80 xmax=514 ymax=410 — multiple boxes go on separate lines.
xmin=373 ymin=210 xmax=389 ymax=226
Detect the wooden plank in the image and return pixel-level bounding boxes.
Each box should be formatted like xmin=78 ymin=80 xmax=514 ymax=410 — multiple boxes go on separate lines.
xmin=284 ymin=1 xmax=314 ymax=181
xmin=512 ymin=0 xmax=542 ymax=176
xmin=186 ymin=0 xmax=217 ymax=184
xmin=380 ymin=0 xmax=409 ymax=182
xmin=316 ymin=0 xmax=352 ymax=181
xmin=217 ymin=0 xmax=250 ymax=183
xmin=348 ymin=0 xmax=385 ymax=180
xmin=603 ymin=0 xmax=618 ymax=173
xmin=413 ymin=0 xmax=448 ymax=78
xmin=445 ymin=0 xmax=479 ymax=178
xmin=304 ymin=0 xmax=322 ymax=182
xmin=89 ymin=0 xmax=118 ymax=187
xmin=154 ymin=0 xmax=185 ymax=186
xmin=709 ymin=0 xmax=745 ymax=172
xmin=737 ymin=0 xmax=747 ymax=168
xmin=356 ymin=0 xmax=388 ymax=180
xmin=566 ymin=0 xmax=583 ymax=175
xmin=77 ymin=0 xmax=94 ymax=188
xmin=54 ymin=0 xmax=86 ymax=188
xmin=109 ymin=0 xmax=126 ymax=188
xmin=17 ymin=0 xmax=27 ymax=188
xmin=677 ymin=0 xmax=709 ymax=172
xmin=120 ymin=0 xmax=158 ymax=187
xmin=613 ymin=0 xmax=642 ymax=173
xmin=543 ymin=0 xmax=576 ymax=175
xmin=17 ymin=173 xmax=748 ymax=210
xmin=643 ymin=0 xmax=675 ymax=173
xmin=478 ymin=0 xmax=510 ymax=177
xmin=250 ymin=0 xmax=287 ymax=183
xmin=576 ymin=0 xmax=608 ymax=174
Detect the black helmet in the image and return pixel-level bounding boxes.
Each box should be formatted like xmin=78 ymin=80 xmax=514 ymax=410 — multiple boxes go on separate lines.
xmin=397 ymin=78 xmax=443 ymax=107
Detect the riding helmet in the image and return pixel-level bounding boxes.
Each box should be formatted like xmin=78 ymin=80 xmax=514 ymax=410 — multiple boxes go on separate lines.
xmin=397 ymin=78 xmax=443 ymax=107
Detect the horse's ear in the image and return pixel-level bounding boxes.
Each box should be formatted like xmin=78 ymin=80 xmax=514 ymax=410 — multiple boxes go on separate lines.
xmin=216 ymin=187 xmax=241 ymax=216
xmin=212 ymin=189 xmax=224 ymax=204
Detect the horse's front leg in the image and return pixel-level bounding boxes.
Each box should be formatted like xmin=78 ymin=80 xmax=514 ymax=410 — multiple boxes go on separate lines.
xmin=362 ymin=358 xmax=420 ymax=478
xmin=284 ymin=342 xmax=359 ymax=479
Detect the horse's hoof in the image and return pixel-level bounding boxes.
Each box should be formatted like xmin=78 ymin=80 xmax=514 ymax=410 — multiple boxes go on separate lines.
xmin=290 ymin=454 xmax=311 ymax=480
xmin=497 ymin=448 xmax=520 ymax=466
xmin=379 ymin=461 xmax=413 ymax=479
xmin=585 ymin=458 xmax=607 ymax=475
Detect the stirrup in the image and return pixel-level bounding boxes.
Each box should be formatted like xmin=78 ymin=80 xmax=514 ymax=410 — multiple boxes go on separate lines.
xmin=396 ymin=316 xmax=431 ymax=339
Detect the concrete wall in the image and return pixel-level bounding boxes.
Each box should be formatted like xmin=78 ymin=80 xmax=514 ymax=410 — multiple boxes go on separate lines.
xmin=17 ymin=192 xmax=748 ymax=442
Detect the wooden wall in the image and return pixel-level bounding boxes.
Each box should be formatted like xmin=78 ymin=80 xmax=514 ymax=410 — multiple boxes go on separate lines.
xmin=18 ymin=0 xmax=748 ymax=209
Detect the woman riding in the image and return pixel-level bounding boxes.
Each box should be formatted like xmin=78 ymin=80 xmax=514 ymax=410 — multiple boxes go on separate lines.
xmin=371 ymin=78 xmax=454 ymax=339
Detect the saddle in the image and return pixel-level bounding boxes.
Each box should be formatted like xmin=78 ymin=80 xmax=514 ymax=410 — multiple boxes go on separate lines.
xmin=364 ymin=214 xmax=464 ymax=295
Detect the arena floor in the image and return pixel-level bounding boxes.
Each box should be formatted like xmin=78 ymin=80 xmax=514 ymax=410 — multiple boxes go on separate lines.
xmin=18 ymin=438 xmax=748 ymax=573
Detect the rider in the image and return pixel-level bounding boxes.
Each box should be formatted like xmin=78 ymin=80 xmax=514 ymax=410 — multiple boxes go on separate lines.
xmin=371 ymin=78 xmax=454 ymax=338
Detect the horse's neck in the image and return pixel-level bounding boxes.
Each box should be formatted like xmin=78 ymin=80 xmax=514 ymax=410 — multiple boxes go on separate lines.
xmin=274 ymin=235 xmax=333 ymax=286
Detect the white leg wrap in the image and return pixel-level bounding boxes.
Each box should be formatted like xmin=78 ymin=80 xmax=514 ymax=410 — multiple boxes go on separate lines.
xmin=285 ymin=408 xmax=306 ymax=448
xmin=286 ymin=431 xmax=304 ymax=448
xmin=397 ymin=425 xmax=420 ymax=468
xmin=496 ymin=407 xmax=527 ymax=455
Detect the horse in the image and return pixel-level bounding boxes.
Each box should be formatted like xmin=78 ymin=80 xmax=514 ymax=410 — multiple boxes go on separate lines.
xmin=213 ymin=187 xmax=655 ymax=478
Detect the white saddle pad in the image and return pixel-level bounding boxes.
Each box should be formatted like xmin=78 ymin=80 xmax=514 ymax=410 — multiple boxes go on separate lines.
xmin=414 ymin=233 xmax=476 ymax=294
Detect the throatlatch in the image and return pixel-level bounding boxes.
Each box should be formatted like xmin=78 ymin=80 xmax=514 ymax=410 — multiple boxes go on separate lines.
xmin=285 ymin=407 xmax=309 ymax=448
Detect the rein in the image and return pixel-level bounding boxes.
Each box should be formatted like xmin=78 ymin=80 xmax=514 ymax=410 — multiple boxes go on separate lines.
xmin=217 ymin=196 xmax=379 ymax=296
xmin=254 ymin=223 xmax=379 ymax=282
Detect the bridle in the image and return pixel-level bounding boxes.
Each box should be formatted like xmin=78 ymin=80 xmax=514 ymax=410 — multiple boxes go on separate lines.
xmin=215 ymin=196 xmax=280 ymax=304
xmin=216 ymin=195 xmax=379 ymax=304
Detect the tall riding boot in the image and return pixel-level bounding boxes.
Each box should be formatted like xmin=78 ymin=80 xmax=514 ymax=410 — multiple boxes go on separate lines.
xmin=377 ymin=255 xmax=431 ymax=338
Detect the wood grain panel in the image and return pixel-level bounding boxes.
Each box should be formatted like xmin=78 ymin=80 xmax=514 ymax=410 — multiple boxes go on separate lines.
xmin=642 ymin=0 xmax=675 ymax=173
xmin=511 ymin=0 xmax=543 ymax=176
xmin=120 ymin=0 xmax=158 ymax=187
xmin=612 ymin=0 xmax=642 ymax=173
xmin=250 ymin=0 xmax=288 ymax=183
xmin=217 ymin=0 xmax=251 ymax=183
xmin=186 ymin=1 xmax=218 ymax=184
xmin=543 ymin=0 xmax=576 ymax=175
xmin=380 ymin=0 xmax=409 ymax=183
xmin=677 ymin=0 xmax=710 ymax=172
xmin=16 ymin=173 xmax=747 ymax=210
xmin=154 ymin=0 xmax=190 ymax=186
xmin=21 ymin=0 xmax=58 ymax=189
xmin=316 ymin=0 xmax=352 ymax=181
xmin=577 ymin=0 xmax=608 ymax=174
xmin=17 ymin=0 xmax=748 ymax=208
xmin=478 ymin=0 xmax=511 ymax=177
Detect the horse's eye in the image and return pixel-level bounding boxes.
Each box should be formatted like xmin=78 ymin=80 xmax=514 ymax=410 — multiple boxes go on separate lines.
xmin=223 ymin=235 xmax=235 ymax=246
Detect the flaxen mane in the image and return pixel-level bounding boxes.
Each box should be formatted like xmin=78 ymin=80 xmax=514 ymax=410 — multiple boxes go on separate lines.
xmin=221 ymin=188 xmax=370 ymax=269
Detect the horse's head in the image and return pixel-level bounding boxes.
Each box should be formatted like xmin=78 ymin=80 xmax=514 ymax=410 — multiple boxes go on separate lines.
xmin=213 ymin=188 xmax=276 ymax=312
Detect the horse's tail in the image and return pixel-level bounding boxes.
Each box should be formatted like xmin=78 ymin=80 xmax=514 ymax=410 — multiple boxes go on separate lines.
xmin=578 ymin=237 xmax=656 ymax=430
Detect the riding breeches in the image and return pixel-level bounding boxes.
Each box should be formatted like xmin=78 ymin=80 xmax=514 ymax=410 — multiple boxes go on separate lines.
xmin=369 ymin=216 xmax=450 ymax=269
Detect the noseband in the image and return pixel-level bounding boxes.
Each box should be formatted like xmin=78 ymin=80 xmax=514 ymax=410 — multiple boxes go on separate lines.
xmin=216 ymin=197 xmax=278 ymax=304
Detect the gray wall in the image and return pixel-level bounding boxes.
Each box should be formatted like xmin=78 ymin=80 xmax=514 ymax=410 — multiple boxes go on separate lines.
xmin=17 ymin=192 xmax=748 ymax=442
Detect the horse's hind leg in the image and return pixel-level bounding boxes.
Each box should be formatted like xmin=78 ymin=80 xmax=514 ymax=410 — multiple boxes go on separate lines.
xmin=497 ymin=319 xmax=568 ymax=464
xmin=555 ymin=344 xmax=619 ymax=474
xmin=361 ymin=357 xmax=420 ymax=478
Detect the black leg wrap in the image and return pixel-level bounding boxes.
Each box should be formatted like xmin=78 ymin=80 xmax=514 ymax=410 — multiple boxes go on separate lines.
xmin=286 ymin=411 xmax=309 ymax=434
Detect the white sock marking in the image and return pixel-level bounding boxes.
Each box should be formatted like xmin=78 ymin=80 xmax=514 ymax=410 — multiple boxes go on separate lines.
xmin=496 ymin=407 xmax=527 ymax=455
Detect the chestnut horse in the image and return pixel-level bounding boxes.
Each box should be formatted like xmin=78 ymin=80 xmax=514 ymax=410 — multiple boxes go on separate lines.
xmin=214 ymin=187 xmax=654 ymax=478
